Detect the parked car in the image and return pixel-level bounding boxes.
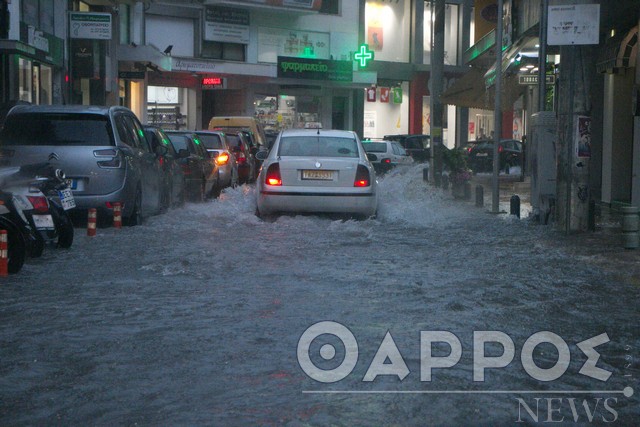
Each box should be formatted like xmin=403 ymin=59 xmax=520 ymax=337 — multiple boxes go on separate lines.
xmin=192 ymin=130 xmax=239 ymax=190
xmin=0 ymin=105 xmax=164 ymax=225
xmin=255 ymin=129 xmax=378 ymax=218
xmin=383 ymin=134 xmax=431 ymax=162
xmin=164 ymin=131 xmax=219 ymax=200
xmin=226 ymin=132 xmax=257 ymax=184
xmin=362 ymin=139 xmax=414 ymax=174
xmin=143 ymin=125 xmax=186 ymax=209
xmin=467 ymin=139 xmax=523 ymax=174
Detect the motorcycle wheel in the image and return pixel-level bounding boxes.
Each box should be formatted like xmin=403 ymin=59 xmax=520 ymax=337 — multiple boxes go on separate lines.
xmin=0 ymin=217 xmax=27 ymax=274
xmin=49 ymin=201 xmax=74 ymax=249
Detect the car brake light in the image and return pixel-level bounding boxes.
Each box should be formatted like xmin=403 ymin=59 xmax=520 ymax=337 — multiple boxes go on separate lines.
xmin=382 ymin=158 xmax=391 ymax=164
xmin=265 ymin=163 xmax=281 ymax=186
xmin=26 ymin=196 xmax=49 ymax=213
xmin=354 ymin=164 xmax=370 ymax=187
xmin=498 ymin=145 xmax=504 ymax=153
xmin=215 ymin=152 xmax=230 ymax=165
xmin=236 ymin=152 xmax=247 ymax=164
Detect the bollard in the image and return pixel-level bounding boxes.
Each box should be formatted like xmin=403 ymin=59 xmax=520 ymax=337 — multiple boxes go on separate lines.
xmin=621 ymin=206 xmax=639 ymax=249
xmin=113 ymin=202 xmax=122 ymax=229
xmin=510 ymin=195 xmax=521 ymax=218
xmin=423 ymin=166 xmax=429 ymax=182
xmin=475 ymin=185 xmax=484 ymax=208
xmin=442 ymin=175 xmax=449 ymax=190
xmin=588 ymin=199 xmax=596 ymax=232
xmin=0 ymin=230 xmax=7 ymax=277
xmin=87 ymin=208 xmax=97 ymax=237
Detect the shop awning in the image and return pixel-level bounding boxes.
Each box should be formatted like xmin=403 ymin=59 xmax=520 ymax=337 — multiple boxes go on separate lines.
xmin=118 ymin=43 xmax=172 ymax=71
xmin=440 ymin=66 xmax=526 ymax=111
xmin=440 ymin=67 xmax=493 ymax=110
xmin=597 ymin=25 xmax=638 ymax=72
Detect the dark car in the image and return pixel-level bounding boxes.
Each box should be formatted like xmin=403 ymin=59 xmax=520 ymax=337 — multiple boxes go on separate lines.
xmin=143 ymin=126 xmax=186 ymax=209
xmin=226 ymin=132 xmax=257 ymax=184
xmin=383 ymin=134 xmax=431 ymax=162
xmin=467 ymin=139 xmax=523 ymax=174
xmin=192 ymin=130 xmax=239 ymax=191
xmin=164 ymin=131 xmax=218 ymax=201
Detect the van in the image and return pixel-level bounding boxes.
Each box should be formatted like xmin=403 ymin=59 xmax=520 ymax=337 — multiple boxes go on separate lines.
xmin=207 ymin=116 xmax=267 ymax=148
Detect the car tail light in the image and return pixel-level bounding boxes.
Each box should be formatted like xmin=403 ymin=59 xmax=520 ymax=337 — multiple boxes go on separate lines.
xmin=498 ymin=145 xmax=504 ymax=153
xmin=26 ymin=196 xmax=49 ymax=213
xmin=236 ymin=152 xmax=247 ymax=165
xmin=382 ymin=158 xmax=391 ymax=164
xmin=354 ymin=164 xmax=371 ymax=187
xmin=215 ymin=152 xmax=230 ymax=166
xmin=265 ymin=163 xmax=281 ymax=186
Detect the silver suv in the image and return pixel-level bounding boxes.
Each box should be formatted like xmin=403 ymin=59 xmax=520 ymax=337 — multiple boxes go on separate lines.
xmin=0 ymin=105 xmax=164 ymax=225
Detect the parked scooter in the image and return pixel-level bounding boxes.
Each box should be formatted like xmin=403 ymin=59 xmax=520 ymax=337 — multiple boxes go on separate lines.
xmin=0 ymin=163 xmax=75 ymax=259
xmin=0 ymin=195 xmax=28 ymax=274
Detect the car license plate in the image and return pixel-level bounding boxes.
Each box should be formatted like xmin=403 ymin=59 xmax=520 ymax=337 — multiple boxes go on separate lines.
xmin=32 ymin=214 xmax=55 ymax=230
xmin=476 ymin=153 xmax=488 ymax=157
xmin=58 ymin=187 xmax=76 ymax=211
xmin=302 ymin=170 xmax=333 ymax=180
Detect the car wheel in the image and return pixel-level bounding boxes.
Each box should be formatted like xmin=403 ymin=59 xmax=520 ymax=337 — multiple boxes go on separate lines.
xmin=52 ymin=206 xmax=74 ymax=249
xmin=125 ymin=189 xmax=143 ymax=226
xmin=504 ymin=162 xmax=511 ymax=175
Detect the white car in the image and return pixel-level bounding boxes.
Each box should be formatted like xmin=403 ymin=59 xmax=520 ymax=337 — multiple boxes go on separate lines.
xmin=362 ymin=139 xmax=414 ymax=174
xmin=255 ymin=129 xmax=378 ymax=218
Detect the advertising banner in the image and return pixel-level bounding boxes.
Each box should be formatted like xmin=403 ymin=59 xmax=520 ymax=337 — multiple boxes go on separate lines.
xmin=277 ymin=57 xmax=352 ymax=82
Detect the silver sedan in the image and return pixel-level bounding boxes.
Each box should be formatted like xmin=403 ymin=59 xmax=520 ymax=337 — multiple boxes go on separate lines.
xmin=255 ymin=129 xmax=378 ymax=218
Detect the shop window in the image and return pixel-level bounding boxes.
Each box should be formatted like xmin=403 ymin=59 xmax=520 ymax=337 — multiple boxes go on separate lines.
xmin=365 ymin=0 xmax=411 ymax=63
xmin=202 ymin=41 xmax=246 ymax=61
xmin=424 ymin=3 xmax=460 ymax=66
xmin=319 ymin=0 xmax=340 ymax=15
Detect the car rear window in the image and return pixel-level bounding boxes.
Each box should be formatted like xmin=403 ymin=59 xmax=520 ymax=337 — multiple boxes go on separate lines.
xmin=197 ymin=133 xmax=224 ymax=149
xmin=363 ymin=143 xmax=387 ymax=153
xmin=279 ymin=136 xmax=358 ymax=158
xmin=167 ymin=134 xmax=190 ymax=151
xmin=1 ymin=113 xmax=113 ymax=146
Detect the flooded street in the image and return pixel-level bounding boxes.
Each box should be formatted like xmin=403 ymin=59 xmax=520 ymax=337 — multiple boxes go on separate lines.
xmin=1 ymin=165 xmax=638 ymax=425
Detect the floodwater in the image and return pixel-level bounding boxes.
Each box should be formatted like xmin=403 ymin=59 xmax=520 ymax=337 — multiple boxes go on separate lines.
xmin=1 ymin=165 xmax=638 ymax=425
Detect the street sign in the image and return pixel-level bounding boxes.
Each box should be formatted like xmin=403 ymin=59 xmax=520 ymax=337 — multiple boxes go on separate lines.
xmin=518 ymin=74 xmax=556 ymax=85
xmin=69 ymin=12 xmax=112 ymax=40
xmin=118 ymin=71 xmax=145 ymax=80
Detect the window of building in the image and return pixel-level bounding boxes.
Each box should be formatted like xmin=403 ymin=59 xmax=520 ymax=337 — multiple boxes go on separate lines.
xmin=202 ymin=41 xmax=246 ymax=61
xmin=319 ymin=0 xmax=340 ymax=15
xmin=364 ymin=0 xmax=411 ymax=63
xmin=424 ymin=3 xmax=460 ymax=65
xmin=119 ymin=5 xmax=131 ymax=45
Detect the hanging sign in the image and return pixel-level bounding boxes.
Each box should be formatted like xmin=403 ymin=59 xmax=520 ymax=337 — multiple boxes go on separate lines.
xmin=366 ymin=86 xmax=376 ymax=102
xmin=392 ymin=87 xmax=403 ymax=104
xmin=380 ymin=87 xmax=390 ymax=103
xmin=69 ymin=12 xmax=112 ymax=40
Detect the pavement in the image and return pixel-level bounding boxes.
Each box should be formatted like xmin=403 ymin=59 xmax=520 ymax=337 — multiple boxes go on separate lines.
xmin=450 ymin=173 xmax=640 ymax=285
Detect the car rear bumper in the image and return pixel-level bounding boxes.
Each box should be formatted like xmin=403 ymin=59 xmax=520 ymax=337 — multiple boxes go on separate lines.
xmin=257 ymin=189 xmax=377 ymax=216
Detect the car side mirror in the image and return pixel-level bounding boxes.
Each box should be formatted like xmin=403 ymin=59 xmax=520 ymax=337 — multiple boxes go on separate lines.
xmin=255 ymin=149 xmax=269 ymax=161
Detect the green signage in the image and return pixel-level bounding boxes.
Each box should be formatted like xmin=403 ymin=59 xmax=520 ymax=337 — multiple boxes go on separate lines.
xmin=354 ymin=44 xmax=374 ymax=68
xmin=277 ymin=56 xmax=352 ymax=82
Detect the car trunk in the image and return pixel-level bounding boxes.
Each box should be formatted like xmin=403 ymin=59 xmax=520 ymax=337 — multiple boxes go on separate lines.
xmin=278 ymin=157 xmax=359 ymax=188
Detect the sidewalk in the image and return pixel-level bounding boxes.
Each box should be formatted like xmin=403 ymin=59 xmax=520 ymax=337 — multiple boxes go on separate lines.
xmin=461 ymin=173 xmax=640 ymax=283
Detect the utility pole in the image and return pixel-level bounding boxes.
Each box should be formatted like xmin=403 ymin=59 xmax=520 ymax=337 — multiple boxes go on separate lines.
xmin=429 ymin=0 xmax=445 ymax=185
xmin=553 ymin=0 xmax=598 ymax=233
xmin=492 ymin=0 xmax=504 ymax=213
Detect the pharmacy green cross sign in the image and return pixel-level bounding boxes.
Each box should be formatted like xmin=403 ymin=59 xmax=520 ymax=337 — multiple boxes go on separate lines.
xmin=354 ymin=44 xmax=374 ymax=68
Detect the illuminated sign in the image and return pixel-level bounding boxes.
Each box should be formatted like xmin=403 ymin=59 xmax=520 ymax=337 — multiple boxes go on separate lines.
xmin=277 ymin=57 xmax=352 ymax=82
xmin=201 ymin=77 xmax=226 ymax=89
xmin=354 ymin=44 xmax=374 ymax=68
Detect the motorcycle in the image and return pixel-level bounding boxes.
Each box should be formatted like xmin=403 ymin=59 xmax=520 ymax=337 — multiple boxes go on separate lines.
xmin=0 ymin=163 xmax=75 ymax=259
xmin=0 ymin=195 xmax=28 ymax=274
